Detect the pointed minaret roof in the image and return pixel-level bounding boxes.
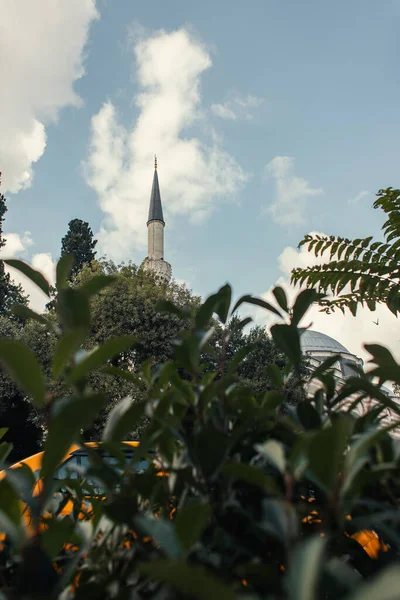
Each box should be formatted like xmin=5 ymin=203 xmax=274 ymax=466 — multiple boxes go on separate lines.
xmin=147 ymin=155 xmax=165 ymax=225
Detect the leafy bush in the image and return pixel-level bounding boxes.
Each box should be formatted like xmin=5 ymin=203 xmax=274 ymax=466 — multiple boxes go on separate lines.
xmin=0 ymin=257 xmax=399 ymax=599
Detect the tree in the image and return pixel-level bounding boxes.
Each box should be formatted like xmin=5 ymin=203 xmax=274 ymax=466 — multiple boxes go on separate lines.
xmin=0 ymin=317 xmax=44 ymax=462
xmin=0 ymin=191 xmax=28 ymax=318
xmin=61 ymin=218 xmax=97 ymax=278
xmin=291 ymin=187 xmax=400 ymax=315
xmin=47 ymin=260 xmax=201 ymax=439
xmin=206 ymin=315 xmax=307 ymax=404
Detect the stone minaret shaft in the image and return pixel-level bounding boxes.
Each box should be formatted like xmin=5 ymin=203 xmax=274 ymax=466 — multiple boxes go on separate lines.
xmin=142 ymin=156 xmax=172 ymax=282
xmin=147 ymin=155 xmax=165 ymax=260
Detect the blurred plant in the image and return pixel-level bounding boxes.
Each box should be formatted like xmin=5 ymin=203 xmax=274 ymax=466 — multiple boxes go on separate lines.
xmin=0 ymin=258 xmax=399 ymax=599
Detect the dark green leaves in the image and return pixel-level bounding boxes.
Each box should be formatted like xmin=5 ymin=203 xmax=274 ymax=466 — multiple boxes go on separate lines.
xmin=41 ymin=393 xmax=108 ymax=480
xmin=307 ymin=416 xmax=353 ymax=494
xmin=5 ymin=259 xmax=50 ymax=297
xmin=139 ymin=560 xmax=238 ymax=600
xmin=134 ymin=516 xmax=182 ymax=558
xmin=66 ymin=335 xmax=137 ymax=385
xmin=56 ymin=254 xmax=75 ymax=290
xmin=11 ymin=304 xmax=50 ymax=326
xmin=102 ymin=397 xmax=145 ymax=442
xmin=291 ymin=289 xmax=322 ymax=327
xmin=58 ymin=288 xmax=90 ymax=332
xmin=231 ymin=294 xmax=282 ymax=317
xmin=285 ymin=536 xmax=326 ymax=600
xmin=175 ymin=503 xmax=211 ymax=551
xmin=271 ymin=324 xmax=301 ymax=365
xmin=0 ymin=339 xmax=46 ymax=406
xmin=78 ymin=274 xmax=116 ymax=297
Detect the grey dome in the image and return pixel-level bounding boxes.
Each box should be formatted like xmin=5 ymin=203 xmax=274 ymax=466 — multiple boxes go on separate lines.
xmin=300 ymin=329 xmax=349 ymax=354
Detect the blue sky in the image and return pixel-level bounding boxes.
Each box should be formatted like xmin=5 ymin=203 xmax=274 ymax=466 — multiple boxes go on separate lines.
xmin=2 ymin=0 xmax=400 ymax=359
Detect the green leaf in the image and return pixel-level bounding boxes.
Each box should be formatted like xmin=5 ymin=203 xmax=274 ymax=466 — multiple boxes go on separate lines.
xmin=0 ymin=441 xmax=12 ymax=464
xmin=134 ymin=516 xmax=182 ymax=558
xmin=214 ymin=284 xmax=232 ymax=324
xmin=175 ymin=503 xmax=211 ymax=551
xmin=297 ymin=402 xmax=321 ymax=430
xmin=285 ymin=536 xmax=326 ymax=600
xmin=222 ymin=463 xmax=281 ymax=495
xmin=41 ymin=393 xmax=108 ymax=480
xmin=66 ymin=335 xmax=137 ymax=385
xmin=343 ymin=564 xmax=400 ymax=600
xmin=271 ymin=324 xmax=301 ymax=365
xmin=262 ymin=390 xmax=285 ymax=412
xmin=78 ymin=274 xmax=116 ymax=297
xmin=307 ymin=416 xmax=352 ymax=493
xmin=0 ymin=339 xmax=46 ymax=406
xmin=52 ymin=328 xmax=87 ymax=379
xmin=231 ymin=294 xmax=282 ymax=318
xmin=273 ymin=286 xmax=289 ymax=313
xmin=195 ymin=285 xmax=232 ymax=328
xmin=291 ymin=289 xmax=322 ymax=327
xmin=255 ymin=440 xmax=286 ymax=473
xmin=262 ymin=499 xmax=298 ymax=543
xmin=0 ymin=478 xmax=25 ymax=544
xmin=156 ymin=300 xmax=190 ymax=319
xmin=58 ymin=288 xmax=90 ymax=331
xmin=41 ymin=516 xmax=75 ymax=559
xmin=56 ymin=254 xmax=75 ymax=290
xmin=266 ymin=364 xmax=284 ymax=388
xmin=4 ymin=259 xmax=50 ymax=297
xmin=227 ymin=343 xmax=257 ymax=375
xmin=309 ymin=354 xmax=342 ymax=382
xmin=11 ymin=304 xmax=50 ymax=326
xmin=139 ymin=560 xmax=238 ymax=600
xmin=102 ymin=397 xmax=145 ymax=442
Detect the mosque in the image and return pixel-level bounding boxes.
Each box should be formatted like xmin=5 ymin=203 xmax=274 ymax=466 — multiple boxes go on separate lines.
xmin=142 ymin=158 xmax=400 ymax=434
xmin=300 ymin=328 xmax=400 ymax=435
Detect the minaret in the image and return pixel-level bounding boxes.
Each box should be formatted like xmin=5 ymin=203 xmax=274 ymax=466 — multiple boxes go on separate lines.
xmin=142 ymin=156 xmax=172 ymax=282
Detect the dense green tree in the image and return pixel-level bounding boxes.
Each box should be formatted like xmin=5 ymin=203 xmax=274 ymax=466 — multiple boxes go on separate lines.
xmin=0 ymin=317 xmax=44 ymax=461
xmin=61 ymin=218 xmax=97 ymax=278
xmin=0 ymin=191 xmax=28 ymax=318
xmin=207 ymin=315 xmax=307 ymax=404
xmin=291 ymin=187 xmax=400 ymax=316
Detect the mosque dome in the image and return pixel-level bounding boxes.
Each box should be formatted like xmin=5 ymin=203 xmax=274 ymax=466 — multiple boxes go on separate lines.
xmin=299 ymin=329 xmax=349 ymax=355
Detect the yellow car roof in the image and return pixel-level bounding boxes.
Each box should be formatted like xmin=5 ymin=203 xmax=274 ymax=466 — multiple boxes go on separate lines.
xmin=0 ymin=441 xmax=140 ymax=479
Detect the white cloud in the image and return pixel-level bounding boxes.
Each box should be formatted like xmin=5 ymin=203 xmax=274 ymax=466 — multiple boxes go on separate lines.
xmin=0 ymin=232 xmax=56 ymax=313
xmin=211 ymin=104 xmax=237 ymax=120
xmin=249 ymin=237 xmax=400 ymax=366
xmin=0 ymin=0 xmax=99 ymax=194
xmin=84 ymin=27 xmax=249 ymax=262
xmin=211 ymin=93 xmax=263 ymax=121
xmin=2 ymin=232 xmax=33 ymax=256
xmin=265 ymin=156 xmax=323 ymax=226
xmin=348 ymin=190 xmax=370 ymax=204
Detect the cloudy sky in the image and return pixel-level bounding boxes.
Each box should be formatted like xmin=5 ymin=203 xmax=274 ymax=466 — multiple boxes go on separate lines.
xmin=1 ymin=0 xmax=400 ymax=363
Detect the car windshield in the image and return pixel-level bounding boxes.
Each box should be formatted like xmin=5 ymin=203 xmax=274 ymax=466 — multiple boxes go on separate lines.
xmin=53 ymin=448 xmax=153 ymax=493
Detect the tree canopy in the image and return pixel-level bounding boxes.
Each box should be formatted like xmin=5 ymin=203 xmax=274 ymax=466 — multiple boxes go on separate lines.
xmin=61 ymin=218 xmax=97 ymax=278
xmin=0 ymin=191 xmax=28 ymax=318
xmin=291 ymin=187 xmax=400 ymax=315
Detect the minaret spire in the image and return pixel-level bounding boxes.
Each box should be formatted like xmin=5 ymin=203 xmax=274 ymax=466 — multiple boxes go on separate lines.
xmin=142 ymin=155 xmax=172 ymax=282
xmin=147 ymin=156 xmax=164 ymax=226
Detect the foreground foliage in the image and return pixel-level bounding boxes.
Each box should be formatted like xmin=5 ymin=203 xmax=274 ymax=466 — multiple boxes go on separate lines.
xmin=0 ymin=257 xmax=399 ymax=599
xmin=291 ymin=187 xmax=400 ymax=315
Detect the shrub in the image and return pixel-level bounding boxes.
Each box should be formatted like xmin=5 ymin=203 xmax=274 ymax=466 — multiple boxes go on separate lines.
xmin=0 ymin=258 xmax=399 ymax=599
